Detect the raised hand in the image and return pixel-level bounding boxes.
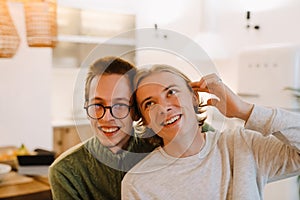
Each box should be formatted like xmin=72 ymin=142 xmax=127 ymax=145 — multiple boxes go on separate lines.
xmin=190 ymin=73 xmax=254 ymax=122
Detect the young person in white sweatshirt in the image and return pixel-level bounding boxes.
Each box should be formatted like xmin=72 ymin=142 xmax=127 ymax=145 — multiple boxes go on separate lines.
xmin=122 ymin=64 xmax=300 ymax=200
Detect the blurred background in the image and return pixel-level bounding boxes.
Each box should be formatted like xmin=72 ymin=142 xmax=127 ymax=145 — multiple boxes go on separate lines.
xmin=0 ymin=0 xmax=300 ymax=199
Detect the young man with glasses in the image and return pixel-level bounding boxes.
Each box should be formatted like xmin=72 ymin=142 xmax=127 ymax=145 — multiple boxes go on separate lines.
xmin=49 ymin=57 xmax=158 ymax=199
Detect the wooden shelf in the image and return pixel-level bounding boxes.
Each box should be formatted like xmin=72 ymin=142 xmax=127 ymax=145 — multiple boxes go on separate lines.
xmin=57 ymin=35 xmax=136 ymax=46
xmin=52 ymin=119 xmax=89 ymax=128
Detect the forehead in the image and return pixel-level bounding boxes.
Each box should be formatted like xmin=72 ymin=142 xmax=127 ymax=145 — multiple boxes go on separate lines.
xmin=138 ymin=71 xmax=186 ymax=89
xmin=89 ymin=74 xmax=131 ymax=101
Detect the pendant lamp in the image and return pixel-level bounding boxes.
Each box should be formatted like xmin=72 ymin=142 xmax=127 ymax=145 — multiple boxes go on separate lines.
xmin=0 ymin=0 xmax=20 ymax=58
xmin=24 ymin=0 xmax=57 ymax=47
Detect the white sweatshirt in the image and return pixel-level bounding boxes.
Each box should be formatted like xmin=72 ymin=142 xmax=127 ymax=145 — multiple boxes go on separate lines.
xmin=122 ymin=105 xmax=300 ymax=200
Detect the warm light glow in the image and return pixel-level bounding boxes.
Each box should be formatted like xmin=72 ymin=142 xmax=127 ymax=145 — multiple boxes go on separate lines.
xmin=226 ymin=0 xmax=295 ymax=11
xmin=194 ymin=32 xmax=228 ymax=60
xmin=138 ymin=0 xmax=183 ymax=25
xmin=7 ymin=0 xmax=27 ymax=2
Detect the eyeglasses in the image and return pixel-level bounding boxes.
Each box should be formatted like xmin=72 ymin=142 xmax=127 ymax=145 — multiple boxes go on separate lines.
xmin=84 ymin=103 xmax=132 ymax=120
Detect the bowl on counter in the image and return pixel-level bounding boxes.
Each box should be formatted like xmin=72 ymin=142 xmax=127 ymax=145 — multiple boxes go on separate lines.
xmin=0 ymin=146 xmax=18 ymax=170
xmin=0 ymin=163 xmax=12 ymax=182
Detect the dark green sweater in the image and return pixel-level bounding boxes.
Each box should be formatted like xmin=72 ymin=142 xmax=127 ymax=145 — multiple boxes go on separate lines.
xmin=49 ymin=136 xmax=156 ymax=200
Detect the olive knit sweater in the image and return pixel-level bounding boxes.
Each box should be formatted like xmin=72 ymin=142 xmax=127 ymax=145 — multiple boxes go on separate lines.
xmin=49 ymin=136 xmax=156 ymax=200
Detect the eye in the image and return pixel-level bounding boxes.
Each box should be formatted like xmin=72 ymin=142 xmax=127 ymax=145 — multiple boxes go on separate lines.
xmin=167 ymin=89 xmax=178 ymax=97
xmin=143 ymin=101 xmax=155 ymax=110
xmin=93 ymin=104 xmax=101 ymax=109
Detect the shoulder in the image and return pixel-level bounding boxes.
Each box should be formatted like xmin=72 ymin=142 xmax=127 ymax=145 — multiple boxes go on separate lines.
xmin=124 ymin=147 xmax=165 ymax=177
xmin=50 ymin=141 xmax=90 ymax=172
xmin=204 ymin=127 xmax=260 ymax=150
xmin=122 ymin=148 xmax=161 ymax=187
xmin=214 ymin=126 xmax=274 ymax=153
xmin=126 ymin=147 xmax=161 ymax=171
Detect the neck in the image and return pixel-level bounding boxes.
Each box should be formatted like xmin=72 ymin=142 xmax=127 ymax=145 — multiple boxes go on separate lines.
xmin=162 ymin=126 xmax=205 ymax=158
xmin=109 ymin=135 xmax=131 ymax=154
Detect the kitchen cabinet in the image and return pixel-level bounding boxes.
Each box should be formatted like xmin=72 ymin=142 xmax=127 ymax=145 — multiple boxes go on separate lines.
xmin=52 ymin=6 xmax=136 ymax=68
xmin=53 ymin=124 xmax=93 ymax=156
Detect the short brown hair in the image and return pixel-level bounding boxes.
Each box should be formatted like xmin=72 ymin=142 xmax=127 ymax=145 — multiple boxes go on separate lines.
xmin=84 ymin=56 xmax=136 ymax=103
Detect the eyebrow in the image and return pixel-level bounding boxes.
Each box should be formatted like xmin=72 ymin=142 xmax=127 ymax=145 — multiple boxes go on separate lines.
xmin=139 ymin=84 xmax=178 ymax=107
xmin=163 ymin=84 xmax=177 ymax=92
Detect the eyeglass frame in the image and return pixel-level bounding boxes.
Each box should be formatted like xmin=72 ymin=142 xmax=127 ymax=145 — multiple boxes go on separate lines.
xmin=84 ymin=103 xmax=133 ymax=120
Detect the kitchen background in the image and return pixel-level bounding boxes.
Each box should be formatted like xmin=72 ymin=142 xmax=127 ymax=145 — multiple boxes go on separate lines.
xmin=0 ymin=0 xmax=300 ymax=199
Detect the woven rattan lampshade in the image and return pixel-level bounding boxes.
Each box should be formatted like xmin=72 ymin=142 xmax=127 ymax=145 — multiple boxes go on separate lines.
xmin=24 ymin=0 xmax=57 ymax=47
xmin=0 ymin=0 xmax=20 ymax=58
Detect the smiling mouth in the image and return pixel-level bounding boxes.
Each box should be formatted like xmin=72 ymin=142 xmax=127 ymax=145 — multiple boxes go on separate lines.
xmin=161 ymin=114 xmax=182 ymax=126
xmin=98 ymin=126 xmax=120 ymax=135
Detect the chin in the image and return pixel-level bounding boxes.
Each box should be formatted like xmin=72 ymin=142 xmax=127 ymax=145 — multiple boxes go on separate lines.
xmin=97 ymin=135 xmax=118 ymax=146
xmin=96 ymin=133 xmax=130 ymax=150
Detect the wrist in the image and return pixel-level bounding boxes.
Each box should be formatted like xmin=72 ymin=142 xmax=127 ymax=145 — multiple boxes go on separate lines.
xmin=239 ymin=102 xmax=254 ymax=122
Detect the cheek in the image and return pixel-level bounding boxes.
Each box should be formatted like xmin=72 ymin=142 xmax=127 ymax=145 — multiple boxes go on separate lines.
xmin=141 ymin=110 xmax=151 ymax=126
xmin=145 ymin=106 xmax=166 ymax=131
xmin=90 ymin=120 xmax=98 ymax=132
xmin=119 ymin=117 xmax=133 ymax=133
xmin=179 ymin=95 xmax=195 ymax=109
xmin=140 ymin=109 xmax=156 ymax=129
xmin=148 ymin=106 xmax=164 ymax=123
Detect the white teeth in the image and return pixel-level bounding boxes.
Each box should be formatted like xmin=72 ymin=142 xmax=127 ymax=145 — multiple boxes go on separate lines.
xmin=164 ymin=115 xmax=180 ymax=125
xmin=101 ymin=127 xmax=118 ymax=133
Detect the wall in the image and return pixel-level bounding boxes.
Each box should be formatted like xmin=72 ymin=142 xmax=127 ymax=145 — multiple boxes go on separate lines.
xmin=0 ymin=3 xmax=52 ymax=150
xmin=209 ymin=0 xmax=300 ymax=91
xmin=134 ymin=0 xmax=208 ymax=82
xmin=217 ymin=0 xmax=300 ymax=54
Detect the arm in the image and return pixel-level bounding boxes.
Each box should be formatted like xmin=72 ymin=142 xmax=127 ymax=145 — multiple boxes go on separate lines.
xmin=245 ymin=105 xmax=300 ymax=151
xmin=241 ymin=106 xmax=300 ymax=181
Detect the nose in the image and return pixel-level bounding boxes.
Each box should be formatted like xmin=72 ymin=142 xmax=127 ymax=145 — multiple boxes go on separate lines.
xmin=156 ymin=99 xmax=173 ymax=114
xmin=148 ymin=102 xmax=172 ymax=127
xmin=99 ymin=107 xmax=114 ymax=121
